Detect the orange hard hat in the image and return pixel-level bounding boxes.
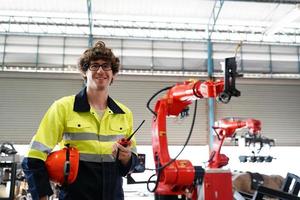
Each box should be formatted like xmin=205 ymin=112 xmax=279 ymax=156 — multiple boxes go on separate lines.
xmin=45 ymin=146 xmax=79 ymax=185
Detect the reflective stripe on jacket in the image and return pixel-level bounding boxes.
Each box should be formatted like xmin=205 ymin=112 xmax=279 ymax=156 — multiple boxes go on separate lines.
xmin=22 ymin=87 xmax=138 ymax=200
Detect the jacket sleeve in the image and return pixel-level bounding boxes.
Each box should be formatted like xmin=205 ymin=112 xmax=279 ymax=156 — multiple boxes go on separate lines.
xmin=118 ymin=153 xmax=139 ymax=176
xmin=23 ymin=100 xmax=66 ymax=199
xmin=22 ymin=157 xmax=54 ymax=200
xmin=26 ymin=100 xmax=65 ymax=160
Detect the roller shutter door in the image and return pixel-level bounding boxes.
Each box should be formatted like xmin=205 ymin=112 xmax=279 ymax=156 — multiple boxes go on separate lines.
xmin=0 ymin=76 xmax=83 ymax=144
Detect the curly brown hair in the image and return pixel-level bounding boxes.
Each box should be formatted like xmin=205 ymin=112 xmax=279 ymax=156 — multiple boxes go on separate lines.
xmin=78 ymin=41 xmax=120 ymax=79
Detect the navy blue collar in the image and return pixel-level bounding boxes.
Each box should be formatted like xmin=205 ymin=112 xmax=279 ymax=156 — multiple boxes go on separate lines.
xmin=74 ymin=87 xmax=125 ymax=114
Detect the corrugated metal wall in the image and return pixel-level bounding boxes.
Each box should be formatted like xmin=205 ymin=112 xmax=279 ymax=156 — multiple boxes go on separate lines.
xmin=0 ymin=73 xmax=299 ymax=146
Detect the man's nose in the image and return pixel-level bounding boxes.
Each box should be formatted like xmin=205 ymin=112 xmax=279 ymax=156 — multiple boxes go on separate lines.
xmin=96 ymin=66 xmax=105 ymax=72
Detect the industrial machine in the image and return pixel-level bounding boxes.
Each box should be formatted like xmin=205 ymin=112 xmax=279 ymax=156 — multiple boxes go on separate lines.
xmin=147 ymin=57 xmax=245 ymax=200
xmin=209 ymin=117 xmax=261 ymax=169
xmin=144 ymin=57 xmax=276 ymax=200
xmin=0 ymin=142 xmax=19 ymax=200
xmin=235 ymin=130 xmax=276 ymax=163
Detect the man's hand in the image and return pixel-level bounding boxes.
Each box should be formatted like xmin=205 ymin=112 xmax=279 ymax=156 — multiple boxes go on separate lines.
xmin=112 ymin=142 xmax=132 ymax=166
xmin=40 ymin=196 xmax=48 ymax=200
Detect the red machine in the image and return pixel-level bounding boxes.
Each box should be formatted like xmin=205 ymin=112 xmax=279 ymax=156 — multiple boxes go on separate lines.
xmin=209 ymin=117 xmax=261 ymax=169
xmin=151 ymin=79 xmax=225 ymax=198
xmin=149 ymin=57 xmax=248 ymax=199
xmin=203 ymin=118 xmax=261 ymax=200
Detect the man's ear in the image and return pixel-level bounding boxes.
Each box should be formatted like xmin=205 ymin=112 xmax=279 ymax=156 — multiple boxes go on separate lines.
xmin=110 ymin=74 xmax=117 ymax=85
xmin=83 ymin=63 xmax=89 ymax=71
xmin=82 ymin=72 xmax=87 ymax=78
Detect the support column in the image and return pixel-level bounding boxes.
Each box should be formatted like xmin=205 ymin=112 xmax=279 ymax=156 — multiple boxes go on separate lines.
xmin=1 ymin=34 xmax=7 ymax=70
xmin=35 ymin=36 xmax=40 ymax=69
xmin=207 ymin=39 xmax=215 ymax=152
xmin=207 ymin=0 xmax=224 ymax=151
xmin=268 ymin=45 xmax=273 ymax=73
xmin=62 ymin=36 xmax=66 ymax=70
xmin=87 ymin=0 xmax=93 ymax=47
xmin=297 ymin=46 xmax=300 ymax=73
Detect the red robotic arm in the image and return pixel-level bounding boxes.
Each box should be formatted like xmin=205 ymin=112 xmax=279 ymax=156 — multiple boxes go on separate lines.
xmin=150 ymin=57 xmax=241 ymax=198
xmin=152 ymin=79 xmax=225 ymax=195
xmin=208 ymin=118 xmax=261 ymax=169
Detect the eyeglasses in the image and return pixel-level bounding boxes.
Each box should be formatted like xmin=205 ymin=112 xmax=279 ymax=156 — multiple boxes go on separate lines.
xmin=88 ymin=63 xmax=112 ymax=71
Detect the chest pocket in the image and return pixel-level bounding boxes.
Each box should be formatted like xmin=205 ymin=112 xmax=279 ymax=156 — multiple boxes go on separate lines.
xmin=66 ymin=120 xmax=94 ymax=133
xmin=109 ymin=123 xmax=129 ymax=136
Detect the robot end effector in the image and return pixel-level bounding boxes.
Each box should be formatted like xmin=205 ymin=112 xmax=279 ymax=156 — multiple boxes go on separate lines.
xmin=218 ymin=57 xmax=243 ymax=104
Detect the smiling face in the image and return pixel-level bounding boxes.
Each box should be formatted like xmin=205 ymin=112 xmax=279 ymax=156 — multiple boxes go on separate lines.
xmin=78 ymin=41 xmax=120 ymax=85
xmin=85 ymin=59 xmax=115 ymax=91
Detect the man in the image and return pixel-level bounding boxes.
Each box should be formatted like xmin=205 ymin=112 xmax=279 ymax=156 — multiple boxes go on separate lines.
xmin=22 ymin=41 xmax=138 ymax=200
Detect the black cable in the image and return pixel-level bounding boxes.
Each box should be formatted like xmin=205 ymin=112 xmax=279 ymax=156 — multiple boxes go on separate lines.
xmin=146 ymin=86 xmax=173 ymax=116
xmin=146 ymin=169 xmax=161 ymax=193
xmin=146 ymin=100 xmax=198 ymax=192
xmin=154 ymin=100 xmax=198 ymax=171
xmin=212 ymin=127 xmax=221 ymax=141
xmin=206 ymin=150 xmax=216 ymax=164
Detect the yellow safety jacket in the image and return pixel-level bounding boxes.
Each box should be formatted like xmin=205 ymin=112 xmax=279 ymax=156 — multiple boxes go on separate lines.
xmin=27 ymin=87 xmax=137 ymax=162
xmin=23 ymin=87 xmax=138 ymax=200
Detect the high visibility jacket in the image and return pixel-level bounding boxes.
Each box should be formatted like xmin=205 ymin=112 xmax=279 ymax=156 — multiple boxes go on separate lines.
xmin=22 ymin=87 xmax=138 ymax=200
